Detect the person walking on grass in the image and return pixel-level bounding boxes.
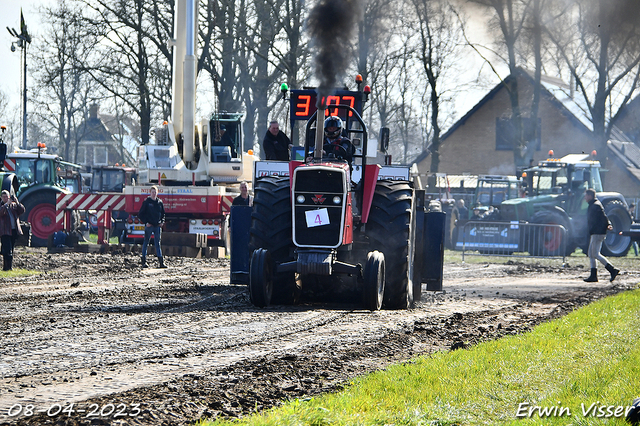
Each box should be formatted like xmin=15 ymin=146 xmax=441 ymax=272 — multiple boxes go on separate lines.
xmin=138 ymin=186 xmax=166 ymax=268
xmin=583 ymin=188 xmax=620 ymax=282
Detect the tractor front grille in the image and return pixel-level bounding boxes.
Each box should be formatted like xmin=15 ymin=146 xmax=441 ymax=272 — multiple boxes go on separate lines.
xmin=292 ymin=167 xmax=346 ymax=248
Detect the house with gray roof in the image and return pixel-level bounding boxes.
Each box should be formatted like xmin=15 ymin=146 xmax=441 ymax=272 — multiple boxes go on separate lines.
xmin=76 ymin=104 xmax=138 ymax=170
xmin=413 ymin=69 xmax=640 ymax=198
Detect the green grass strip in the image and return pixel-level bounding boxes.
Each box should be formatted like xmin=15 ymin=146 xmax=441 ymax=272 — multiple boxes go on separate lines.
xmin=203 ymin=289 xmax=640 ymax=425
xmin=0 ymin=268 xmax=40 ymax=278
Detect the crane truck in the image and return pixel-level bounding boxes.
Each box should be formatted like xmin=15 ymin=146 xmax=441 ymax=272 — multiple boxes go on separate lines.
xmin=56 ymin=0 xmax=253 ymax=248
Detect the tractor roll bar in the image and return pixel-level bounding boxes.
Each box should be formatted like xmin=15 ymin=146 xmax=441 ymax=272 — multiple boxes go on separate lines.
xmin=303 ymin=104 xmax=368 ymax=171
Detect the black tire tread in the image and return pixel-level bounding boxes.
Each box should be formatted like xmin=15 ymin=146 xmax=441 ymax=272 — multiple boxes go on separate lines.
xmin=601 ymin=200 xmax=632 ymax=257
xmin=249 ymin=176 xmax=299 ymax=305
xmin=366 ymin=180 xmax=414 ymax=309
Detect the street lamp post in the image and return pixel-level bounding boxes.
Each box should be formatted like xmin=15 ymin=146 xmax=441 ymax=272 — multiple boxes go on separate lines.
xmin=7 ymin=10 xmax=32 ymax=150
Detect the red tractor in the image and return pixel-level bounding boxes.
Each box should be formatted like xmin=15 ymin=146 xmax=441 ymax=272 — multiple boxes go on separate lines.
xmin=247 ymin=97 xmax=444 ymax=310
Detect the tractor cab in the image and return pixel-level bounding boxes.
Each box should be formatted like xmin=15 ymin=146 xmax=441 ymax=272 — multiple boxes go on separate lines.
xmin=208 ymin=113 xmax=242 ymax=164
xmin=473 ymin=175 xmax=520 ymax=210
xmin=522 ymin=155 xmax=603 ymax=198
xmin=8 ymin=149 xmax=64 ymax=191
xmin=90 ymin=165 xmax=137 ymax=193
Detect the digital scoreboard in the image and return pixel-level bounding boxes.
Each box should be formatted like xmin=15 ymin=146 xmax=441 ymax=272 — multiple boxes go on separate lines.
xmin=289 ymin=89 xmax=363 ymax=123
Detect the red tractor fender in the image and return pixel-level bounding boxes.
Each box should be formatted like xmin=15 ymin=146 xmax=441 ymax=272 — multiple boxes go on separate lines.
xmin=360 ymin=164 xmax=381 ymax=223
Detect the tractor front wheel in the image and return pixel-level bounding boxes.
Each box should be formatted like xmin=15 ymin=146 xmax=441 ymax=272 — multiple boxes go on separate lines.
xmin=363 ymin=251 xmax=385 ymax=311
xmin=249 ymin=248 xmax=273 ymax=308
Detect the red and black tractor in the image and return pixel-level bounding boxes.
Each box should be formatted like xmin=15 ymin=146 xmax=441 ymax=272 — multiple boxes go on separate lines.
xmin=246 ymin=97 xmax=445 ymax=310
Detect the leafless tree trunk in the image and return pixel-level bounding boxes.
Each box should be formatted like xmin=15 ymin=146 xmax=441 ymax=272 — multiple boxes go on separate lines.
xmin=78 ymin=0 xmax=173 ymax=146
xmin=31 ymin=0 xmax=98 ymax=161
xmin=413 ymin=0 xmax=465 ymax=172
xmin=469 ymin=0 xmax=544 ymax=172
xmin=547 ymin=0 xmax=640 ymax=177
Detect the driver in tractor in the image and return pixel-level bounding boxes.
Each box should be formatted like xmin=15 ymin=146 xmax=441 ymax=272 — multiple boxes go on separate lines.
xmin=322 ymin=116 xmax=355 ymax=168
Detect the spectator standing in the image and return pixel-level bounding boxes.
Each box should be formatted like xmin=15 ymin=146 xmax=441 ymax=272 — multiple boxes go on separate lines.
xmin=0 ymin=190 xmax=24 ymax=271
xmin=451 ymin=199 xmax=469 ymax=248
xmin=263 ymin=121 xmax=292 ymax=161
xmin=583 ymin=188 xmax=620 ymax=282
xmin=232 ymin=181 xmax=253 ymax=206
xmin=138 ymin=186 xmax=167 ymax=268
xmin=456 ymin=199 xmax=469 ymax=222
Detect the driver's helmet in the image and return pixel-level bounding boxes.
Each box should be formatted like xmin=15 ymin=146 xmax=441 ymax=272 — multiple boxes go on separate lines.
xmin=324 ymin=116 xmax=343 ymax=139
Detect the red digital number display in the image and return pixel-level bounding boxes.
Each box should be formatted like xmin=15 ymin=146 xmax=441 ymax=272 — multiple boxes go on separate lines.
xmin=294 ymin=95 xmax=311 ymax=117
xmin=292 ymin=91 xmax=361 ymax=121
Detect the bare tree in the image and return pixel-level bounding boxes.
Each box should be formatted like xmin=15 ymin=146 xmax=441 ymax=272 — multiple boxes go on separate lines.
xmin=0 ymin=91 xmax=7 ymax=124
xmin=546 ymin=0 xmax=640 ymax=173
xmin=0 ymin=90 xmax=21 ymax=151
xmin=0 ymin=90 xmax=20 ymax=151
xmin=412 ymin=0 xmax=466 ymax=172
xmin=468 ymin=0 xmax=545 ymax=172
xmin=78 ymin=0 xmax=173 ymax=145
xmin=31 ymin=0 xmax=98 ymax=161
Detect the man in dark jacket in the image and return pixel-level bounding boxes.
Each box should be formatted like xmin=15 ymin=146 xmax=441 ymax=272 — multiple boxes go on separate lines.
xmin=232 ymin=181 xmax=253 ymax=206
xmin=138 ymin=186 xmax=166 ymax=268
xmin=583 ymin=188 xmax=620 ymax=282
xmin=262 ymin=121 xmax=291 ymax=161
xmin=0 ymin=190 xmax=25 ymax=271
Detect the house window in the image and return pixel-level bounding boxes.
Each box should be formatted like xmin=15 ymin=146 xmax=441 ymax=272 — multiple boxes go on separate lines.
xmin=496 ymin=117 xmax=541 ymax=151
xmin=94 ymin=146 xmax=108 ymax=165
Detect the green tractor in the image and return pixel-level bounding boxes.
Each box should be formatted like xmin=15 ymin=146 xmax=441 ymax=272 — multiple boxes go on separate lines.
xmin=0 ymin=128 xmax=81 ymax=246
xmin=498 ymin=154 xmax=632 ymax=257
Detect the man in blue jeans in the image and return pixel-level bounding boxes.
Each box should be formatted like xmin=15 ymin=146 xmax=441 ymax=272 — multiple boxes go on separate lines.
xmin=138 ymin=186 xmax=166 ymax=268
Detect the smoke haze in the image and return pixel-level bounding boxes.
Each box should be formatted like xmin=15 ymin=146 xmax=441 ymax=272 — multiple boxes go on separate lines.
xmin=306 ymin=0 xmax=363 ymax=107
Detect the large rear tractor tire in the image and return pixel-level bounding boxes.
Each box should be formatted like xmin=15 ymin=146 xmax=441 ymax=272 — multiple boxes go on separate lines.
xmin=602 ymin=201 xmax=632 ymax=257
xmin=366 ymin=180 xmax=415 ymax=310
xmin=22 ymin=192 xmax=58 ymax=247
xmin=249 ymin=176 xmax=300 ymax=305
xmin=362 ymin=251 xmax=385 ymax=311
xmin=529 ymin=211 xmax=572 ymax=256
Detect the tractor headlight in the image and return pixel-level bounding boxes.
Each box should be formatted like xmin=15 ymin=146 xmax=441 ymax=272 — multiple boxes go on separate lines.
xmin=333 ymin=196 xmax=341 ymax=204
xmin=296 ymin=195 xmax=306 ymax=204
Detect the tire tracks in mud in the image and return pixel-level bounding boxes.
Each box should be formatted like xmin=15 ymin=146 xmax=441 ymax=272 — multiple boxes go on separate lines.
xmin=1 ymin=280 xmax=351 ymax=379
xmin=0 ymin=258 xmax=361 ymax=423
xmin=1 ymin=250 xmax=638 ymax=425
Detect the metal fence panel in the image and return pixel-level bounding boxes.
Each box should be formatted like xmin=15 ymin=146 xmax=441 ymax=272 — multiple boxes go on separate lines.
xmin=460 ymin=221 xmax=567 ymax=263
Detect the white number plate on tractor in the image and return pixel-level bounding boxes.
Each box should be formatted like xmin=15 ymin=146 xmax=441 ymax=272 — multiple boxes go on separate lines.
xmin=306 ymin=208 xmax=330 ymax=228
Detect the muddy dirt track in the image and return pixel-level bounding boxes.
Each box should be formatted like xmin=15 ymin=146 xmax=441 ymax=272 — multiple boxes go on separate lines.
xmin=0 ymin=248 xmax=638 ymax=425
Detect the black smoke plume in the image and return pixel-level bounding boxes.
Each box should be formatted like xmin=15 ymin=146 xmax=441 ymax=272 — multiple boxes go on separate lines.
xmin=307 ymin=0 xmax=363 ymax=108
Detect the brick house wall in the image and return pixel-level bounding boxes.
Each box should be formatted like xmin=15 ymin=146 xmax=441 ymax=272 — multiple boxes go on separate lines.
xmin=416 ymin=72 xmax=598 ymax=176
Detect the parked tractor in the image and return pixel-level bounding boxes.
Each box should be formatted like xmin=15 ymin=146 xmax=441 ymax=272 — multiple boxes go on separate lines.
xmin=245 ymin=90 xmax=444 ymax=310
xmin=0 ymin=127 xmax=82 ymax=246
xmin=497 ymin=154 xmax=632 ymax=256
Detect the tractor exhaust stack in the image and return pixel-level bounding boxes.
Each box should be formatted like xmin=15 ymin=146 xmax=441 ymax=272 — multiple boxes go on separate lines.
xmin=314 ymin=107 xmax=325 ymax=160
